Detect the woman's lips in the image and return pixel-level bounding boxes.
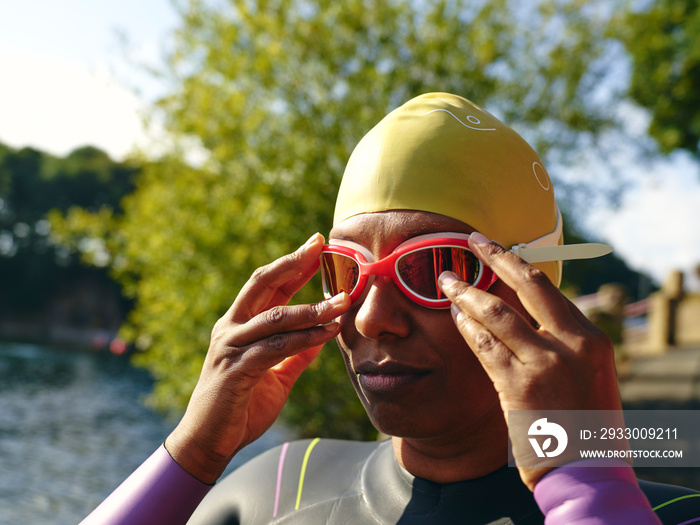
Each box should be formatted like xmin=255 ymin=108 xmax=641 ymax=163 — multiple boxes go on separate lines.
xmin=358 ymin=373 xmax=428 ymax=392
xmin=355 ymin=362 xmax=431 ymax=393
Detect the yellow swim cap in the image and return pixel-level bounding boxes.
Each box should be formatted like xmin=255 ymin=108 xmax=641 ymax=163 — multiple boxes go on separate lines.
xmin=334 ymin=92 xmax=563 ymax=286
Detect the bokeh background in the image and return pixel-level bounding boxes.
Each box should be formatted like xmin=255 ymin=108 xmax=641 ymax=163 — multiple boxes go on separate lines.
xmin=1 ymin=1 xmax=700 ymax=522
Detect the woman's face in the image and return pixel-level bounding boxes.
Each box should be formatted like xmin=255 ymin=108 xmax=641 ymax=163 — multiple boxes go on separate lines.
xmin=330 ymin=210 xmax=526 ymax=442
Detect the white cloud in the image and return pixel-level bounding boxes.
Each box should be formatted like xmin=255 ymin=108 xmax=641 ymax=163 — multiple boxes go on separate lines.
xmin=587 ymin=156 xmax=700 ymax=289
xmin=0 ymin=47 xmax=146 ymax=160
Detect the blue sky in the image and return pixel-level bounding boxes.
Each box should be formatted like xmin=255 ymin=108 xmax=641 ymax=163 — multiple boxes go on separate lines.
xmin=1 ymin=1 xmax=699 ymax=288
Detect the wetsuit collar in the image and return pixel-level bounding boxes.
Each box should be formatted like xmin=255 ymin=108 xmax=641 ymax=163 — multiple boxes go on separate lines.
xmin=361 ymin=441 xmax=543 ymax=524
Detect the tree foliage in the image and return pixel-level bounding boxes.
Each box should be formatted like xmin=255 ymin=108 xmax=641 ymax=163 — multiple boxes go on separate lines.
xmin=52 ymin=0 xmax=637 ymax=439
xmin=0 ymin=143 xmax=136 ymax=315
xmin=617 ymin=0 xmax=700 ymax=156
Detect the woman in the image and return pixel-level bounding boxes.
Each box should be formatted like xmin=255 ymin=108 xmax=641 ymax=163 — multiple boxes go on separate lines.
xmin=83 ymin=93 xmax=698 ymax=524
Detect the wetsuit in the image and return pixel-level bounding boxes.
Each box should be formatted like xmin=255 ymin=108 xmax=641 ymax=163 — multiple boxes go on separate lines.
xmin=187 ymin=438 xmax=700 ymax=524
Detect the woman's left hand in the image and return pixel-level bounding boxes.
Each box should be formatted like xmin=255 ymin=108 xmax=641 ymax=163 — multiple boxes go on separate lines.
xmin=438 ymin=232 xmax=622 ymax=489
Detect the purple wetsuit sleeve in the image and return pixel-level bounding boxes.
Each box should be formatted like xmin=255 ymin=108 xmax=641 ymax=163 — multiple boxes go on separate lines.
xmin=80 ymin=444 xmax=213 ymax=525
xmin=534 ymin=459 xmax=661 ymax=524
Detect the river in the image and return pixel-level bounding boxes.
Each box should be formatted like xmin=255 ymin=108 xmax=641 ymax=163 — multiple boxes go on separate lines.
xmin=0 ymin=341 xmax=288 ymax=524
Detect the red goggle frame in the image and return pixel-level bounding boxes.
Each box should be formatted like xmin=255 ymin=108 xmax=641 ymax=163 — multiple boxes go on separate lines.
xmin=320 ymin=232 xmax=497 ymax=309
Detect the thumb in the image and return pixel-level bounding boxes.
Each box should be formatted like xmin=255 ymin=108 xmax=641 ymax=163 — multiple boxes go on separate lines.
xmin=273 ymin=343 xmax=325 ymax=391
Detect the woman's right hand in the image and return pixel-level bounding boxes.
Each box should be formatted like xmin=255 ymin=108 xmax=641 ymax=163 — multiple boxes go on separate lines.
xmin=165 ymin=233 xmax=350 ymax=484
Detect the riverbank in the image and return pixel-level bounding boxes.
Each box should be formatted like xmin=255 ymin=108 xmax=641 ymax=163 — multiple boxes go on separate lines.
xmin=0 ymin=342 xmax=288 ymax=524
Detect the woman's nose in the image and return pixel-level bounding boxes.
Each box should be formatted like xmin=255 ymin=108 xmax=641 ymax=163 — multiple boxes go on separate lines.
xmin=353 ymin=276 xmax=411 ymax=340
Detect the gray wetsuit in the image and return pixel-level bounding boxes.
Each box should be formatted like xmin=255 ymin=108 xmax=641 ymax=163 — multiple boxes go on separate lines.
xmin=187 ymin=438 xmax=699 ymax=524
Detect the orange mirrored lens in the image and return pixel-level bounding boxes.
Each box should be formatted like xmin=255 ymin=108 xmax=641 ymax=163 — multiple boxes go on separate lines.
xmin=397 ymin=247 xmax=479 ymax=299
xmin=321 ymin=253 xmax=360 ymax=297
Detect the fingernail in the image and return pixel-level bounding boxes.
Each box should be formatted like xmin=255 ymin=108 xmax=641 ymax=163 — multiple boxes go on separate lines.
xmin=470 ymin=232 xmax=491 ymax=246
xmin=323 ymin=321 xmax=340 ymax=332
xmin=300 ymin=233 xmax=321 ymax=250
xmin=450 ymin=303 xmax=462 ymax=316
xmin=328 ymin=292 xmax=347 ymax=307
xmin=438 ymin=271 xmax=459 ymax=288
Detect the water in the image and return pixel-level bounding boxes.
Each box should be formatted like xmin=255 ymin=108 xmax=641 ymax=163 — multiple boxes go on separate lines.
xmin=0 ymin=342 xmax=288 ymax=524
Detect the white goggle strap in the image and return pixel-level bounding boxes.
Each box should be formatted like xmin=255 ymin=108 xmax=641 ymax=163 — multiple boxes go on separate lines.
xmin=510 ymin=206 xmax=613 ymax=264
xmin=329 ymin=208 xmax=612 ymax=268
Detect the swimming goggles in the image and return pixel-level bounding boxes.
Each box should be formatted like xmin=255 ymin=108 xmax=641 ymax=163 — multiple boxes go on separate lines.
xmin=320 ymin=211 xmax=613 ymax=309
xmin=321 ymin=233 xmax=495 ymax=308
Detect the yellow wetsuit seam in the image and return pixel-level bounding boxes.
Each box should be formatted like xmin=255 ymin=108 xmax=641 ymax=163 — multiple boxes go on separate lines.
xmin=295 ymin=437 xmax=321 ymax=510
xmin=651 ymin=493 xmax=700 ymax=511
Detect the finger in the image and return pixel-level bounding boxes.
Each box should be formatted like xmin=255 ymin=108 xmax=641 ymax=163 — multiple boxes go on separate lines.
xmin=439 ymin=272 xmax=545 ymax=361
xmin=563 ymin=294 xmax=600 ymax=334
xmin=268 ymin=257 xmax=321 ymax=308
xmin=230 ymin=293 xmax=349 ymax=347
xmin=236 ymin=322 xmax=340 ymax=377
xmin=272 ymin=345 xmax=323 ymax=392
xmin=231 ymin=233 xmax=324 ymax=321
xmin=467 ymin=232 xmax=573 ymax=331
xmin=448 ymin=301 xmax=520 ymax=378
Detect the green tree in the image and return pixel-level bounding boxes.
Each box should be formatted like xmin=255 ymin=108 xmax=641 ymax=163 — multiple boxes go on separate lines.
xmin=0 ymin=143 xmax=136 ymax=315
xmin=617 ymin=0 xmax=700 ymax=157
xmin=52 ymin=0 xmax=634 ymax=439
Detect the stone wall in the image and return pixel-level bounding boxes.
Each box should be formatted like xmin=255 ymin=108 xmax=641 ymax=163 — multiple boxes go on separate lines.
xmin=642 ymin=270 xmax=700 ymax=354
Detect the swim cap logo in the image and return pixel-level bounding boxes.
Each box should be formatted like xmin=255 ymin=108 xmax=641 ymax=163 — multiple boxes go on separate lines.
xmin=532 ymin=162 xmax=551 ymax=191
xmin=528 ymin=418 xmax=568 ymax=458
xmin=419 ymin=109 xmax=496 ymax=131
